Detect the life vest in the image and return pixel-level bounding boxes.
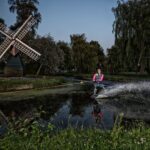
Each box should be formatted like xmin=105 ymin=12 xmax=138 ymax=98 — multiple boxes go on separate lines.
xmin=92 ymin=73 xmax=104 ymax=82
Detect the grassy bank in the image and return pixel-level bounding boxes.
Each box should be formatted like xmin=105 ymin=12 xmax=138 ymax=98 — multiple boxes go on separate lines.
xmin=0 ymin=72 xmax=149 ymax=92
xmin=0 ymin=120 xmax=150 ymax=150
xmin=0 ymin=73 xmax=149 ymax=92
xmin=0 ymin=76 xmax=66 ymax=92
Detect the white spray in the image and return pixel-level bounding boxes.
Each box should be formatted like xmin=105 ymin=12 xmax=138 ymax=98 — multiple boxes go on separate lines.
xmin=96 ymin=81 xmax=150 ymax=99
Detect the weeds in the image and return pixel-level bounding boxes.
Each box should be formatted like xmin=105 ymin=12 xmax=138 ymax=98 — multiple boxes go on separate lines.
xmin=0 ymin=114 xmax=150 ymax=150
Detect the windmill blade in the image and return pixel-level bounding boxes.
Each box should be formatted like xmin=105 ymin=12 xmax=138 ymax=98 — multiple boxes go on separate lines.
xmin=7 ymin=29 xmax=15 ymax=37
xmin=13 ymin=15 xmax=37 ymax=40
xmin=0 ymin=15 xmax=41 ymax=61
xmin=14 ymin=39 xmax=41 ymax=61
xmin=0 ymin=23 xmax=15 ymax=37
xmin=0 ymin=38 xmax=12 ymax=59
xmin=0 ymin=23 xmax=6 ymax=31
xmin=16 ymin=17 xmax=37 ymax=40
xmin=12 ymin=15 xmax=32 ymax=39
xmin=0 ymin=29 xmax=12 ymax=40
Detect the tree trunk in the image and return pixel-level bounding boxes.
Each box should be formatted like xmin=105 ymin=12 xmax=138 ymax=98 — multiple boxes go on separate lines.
xmin=138 ymin=34 xmax=145 ymax=74
xmin=140 ymin=59 xmax=145 ymax=74
xmin=36 ymin=63 xmax=43 ymax=76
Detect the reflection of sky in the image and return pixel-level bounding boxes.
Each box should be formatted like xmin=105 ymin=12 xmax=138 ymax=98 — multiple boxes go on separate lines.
xmin=102 ymin=108 xmax=114 ymax=129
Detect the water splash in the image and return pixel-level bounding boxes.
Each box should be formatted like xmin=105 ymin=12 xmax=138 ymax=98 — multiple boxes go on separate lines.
xmin=97 ymin=81 xmax=150 ymax=99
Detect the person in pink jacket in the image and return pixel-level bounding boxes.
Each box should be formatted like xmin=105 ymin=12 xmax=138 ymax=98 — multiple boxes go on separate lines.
xmin=92 ymin=67 xmax=104 ymax=95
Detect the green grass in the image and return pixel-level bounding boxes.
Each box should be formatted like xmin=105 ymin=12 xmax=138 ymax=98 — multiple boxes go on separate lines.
xmin=0 ymin=119 xmax=150 ymax=150
xmin=0 ymin=73 xmax=149 ymax=92
xmin=0 ymin=76 xmax=66 ymax=92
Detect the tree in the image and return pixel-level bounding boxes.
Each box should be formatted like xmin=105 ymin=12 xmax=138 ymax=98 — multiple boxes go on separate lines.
xmin=57 ymin=41 xmax=73 ymax=72
xmin=27 ymin=34 xmax=64 ymax=75
xmin=90 ymin=41 xmax=105 ymax=64
xmin=111 ymin=0 xmax=150 ymax=73
xmin=70 ymin=34 xmax=87 ymax=72
xmin=0 ymin=18 xmax=5 ymax=44
xmin=0 ymin=18 xmax=6 ymax=70
xmin=0 ymin=18 xmax=5 ymax=24
xmin=70 ymin=34 xmax=105 ymax=73
xmin=107 ymin=45 xmax=121 ymax=74
xmin=8 ymin=0 xmax=41 ymax=31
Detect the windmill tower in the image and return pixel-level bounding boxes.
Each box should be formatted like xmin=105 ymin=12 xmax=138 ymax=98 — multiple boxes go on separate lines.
xmin=0 ymin=15 xmax=41 ymax=76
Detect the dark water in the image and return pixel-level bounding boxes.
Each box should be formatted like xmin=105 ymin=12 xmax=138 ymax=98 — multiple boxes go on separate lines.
xmin=0 ymin=83 xmax=115 ymax=133
xmin=96 ymin=81 xmax=150 ymax=126
xmin=0 ymin=81 xmax=150 ymax=134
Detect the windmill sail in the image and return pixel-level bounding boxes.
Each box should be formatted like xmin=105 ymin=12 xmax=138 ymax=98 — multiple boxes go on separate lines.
xmin=14 ymin=39 xmax=41 ymax=61
xmin=0 ymin=38 xmax=12 ymax=58
xmin=16 ymin=17 xmax=37 ymax=40
xmin=0 ymin=15 xmax=41 ymax=61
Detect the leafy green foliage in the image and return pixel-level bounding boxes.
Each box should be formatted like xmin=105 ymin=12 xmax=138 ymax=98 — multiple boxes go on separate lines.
xmin=71 ymin=34 xmax=105 ymax=73
xmin=28 ymin=34 xmax=64 ymax=74
xmin=1 ymin=118 xmax=150 ymax=150
xmin=57 ymin=41 xmax=74 ymax=71
xmin=8 ymin=0 xmax=41 ymax=31
xmin=109 ymin=0 xmax=150 ymax=73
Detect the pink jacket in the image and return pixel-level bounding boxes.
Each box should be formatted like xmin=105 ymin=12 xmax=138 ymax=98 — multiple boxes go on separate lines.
xmin=92 ymin=73 xmax=104 ymax=82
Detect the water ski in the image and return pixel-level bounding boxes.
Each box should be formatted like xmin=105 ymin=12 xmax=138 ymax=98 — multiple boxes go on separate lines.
xmin=91 ymin=94 xmax=97 ymax=99
xmin=96 ymin=94 xmax=108 ymax=99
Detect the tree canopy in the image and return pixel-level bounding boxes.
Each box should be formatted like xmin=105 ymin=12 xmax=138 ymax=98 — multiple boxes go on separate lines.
xmin=8 ymin=0 xmax=41 ymax=31
xmin=70 ymin=34 xmax=105 ymax=73
xmin=108 ymin=0 xmax=150 ymax=73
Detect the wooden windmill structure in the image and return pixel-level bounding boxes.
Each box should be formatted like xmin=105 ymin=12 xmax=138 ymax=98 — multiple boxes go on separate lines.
xmin=0 ymin=15 xmax=41 ymax=76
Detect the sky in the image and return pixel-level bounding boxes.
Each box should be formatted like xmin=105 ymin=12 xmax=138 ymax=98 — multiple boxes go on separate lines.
xmin=0 ymin=0 xmax=118 ymax=52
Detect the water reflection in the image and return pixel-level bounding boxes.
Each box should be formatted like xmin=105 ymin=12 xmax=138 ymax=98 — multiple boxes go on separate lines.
xmin=1 ymin=81 xmax=150 ymax=136
xmin=1 ymin=81 xmax=150 ymax=133
xmin=0 ymin=92 xmax=115 ymax=132
xmin=49 ymin=94 xmax=114 ymax=130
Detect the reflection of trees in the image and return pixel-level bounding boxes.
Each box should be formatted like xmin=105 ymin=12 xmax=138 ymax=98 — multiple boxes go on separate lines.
xmin=0 ymin=94 xmax=68 ymax=120
xmin=80 ymin=83 xmax=93 ymax=93
xmin=36 ymin=95 xmax=68 ymax=120
xmin=69 ymin=93 xmax=92 ymax=116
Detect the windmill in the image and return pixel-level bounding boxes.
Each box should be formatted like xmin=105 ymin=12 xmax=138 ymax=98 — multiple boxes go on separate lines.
xmin=0 ymin=15 xmax=41 ymax=76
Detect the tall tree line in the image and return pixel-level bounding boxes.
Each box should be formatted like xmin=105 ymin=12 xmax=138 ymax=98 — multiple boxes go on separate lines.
xmin=70 ymin=34 xmax=104 ymax=73
xmin=34 ymin=34 xmax=105 ymax=74
xmin=108 ymin=0 xmax=150 ymax=73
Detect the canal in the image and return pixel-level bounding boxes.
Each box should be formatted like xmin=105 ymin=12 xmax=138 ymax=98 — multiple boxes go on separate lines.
xmin=0 ymin=80 xmax=150 ymax=135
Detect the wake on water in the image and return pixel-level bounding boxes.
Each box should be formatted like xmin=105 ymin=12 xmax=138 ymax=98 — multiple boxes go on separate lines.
xmin=96 ymin=81 xmax=150 ymax=100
